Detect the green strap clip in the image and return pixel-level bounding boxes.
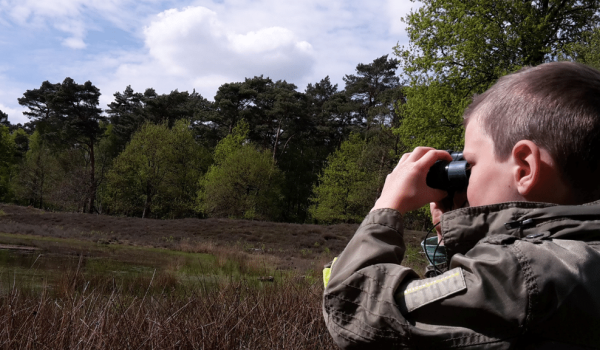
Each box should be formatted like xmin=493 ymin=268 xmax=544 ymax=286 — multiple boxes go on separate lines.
xmin=322 ymin=257 xmax=338 ymax=288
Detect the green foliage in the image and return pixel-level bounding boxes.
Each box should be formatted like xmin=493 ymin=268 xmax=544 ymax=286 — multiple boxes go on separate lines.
xmin=13 ymin=131 xmax=59 ymax=207
xmin=107 ymin=86 xmax=212 ymax=152
xmin=309 ymin=133 xmax=378 ymax=224
xmin=305 ymin=56 xmax=406 ymax=224
xmin=344 ymin=55 xmax=402 ymax=129
xmin=0 ymin=127 xmax=29 ymax=203
xmin=562 ymin=26 xmax=600 ymax=69
xmin=0 ymin=126 xmax=19 ymax=201
xmin=396 ymin=82 xmax=468 ymax=150
xmin=19 ymin=78 xmax=105 ymax=150
xmin=0 ymin=110 xmax=8 ymax=126
xmin=198 ymin=120 xmax=284 ymax=221
xmin=104 ymin=120 xmax=210 ymax=218
xmin=160 ymin=120 xmax=212 ymax=218
xmin=213 ymin=119 xmax=249 ymax=164
xmin=105 ymin=86 xmax=145 ymax=153
xmin=395 ymin=0 xmax=600 ymax=149
xmin=18 ymin=78 xmax=106 ymax=213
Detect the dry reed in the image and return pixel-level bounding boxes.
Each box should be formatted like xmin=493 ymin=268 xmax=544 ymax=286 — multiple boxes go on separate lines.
xmin=0 ymin=274 xmax=335 ymax=349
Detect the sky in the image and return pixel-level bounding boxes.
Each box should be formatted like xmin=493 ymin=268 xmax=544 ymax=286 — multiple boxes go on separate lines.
xmin=0 ymin=0 xmax=419 ymax=125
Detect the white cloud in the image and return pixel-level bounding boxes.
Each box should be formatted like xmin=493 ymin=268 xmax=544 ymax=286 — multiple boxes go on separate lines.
xmin=143 ymin=6 xmax=315 ymax=81
xmin=0 ymin=103 xmax=26 ymax=125
xmin=54 ymin=17 xmax=87 ymax=49
xmin=0 ymin=74 xmax=28 ymax=124
xmin=229 ymin=27 xmax=299 ymax=54
xmin=0 ymin=0 xmax=416 ymax=116
xmin=62 ymin=37 xmax=87 ymax=49
xmin=63 ymin=37 xmax=86 ymax=49
xmin=388 ymin=0 xmax=423 ymax=39
xmin=0 ymin=0 xmax=154 ymax=49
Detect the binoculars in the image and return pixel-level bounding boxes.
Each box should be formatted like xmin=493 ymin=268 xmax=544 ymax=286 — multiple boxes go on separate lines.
xmin=426 ymin=151 xmax=470 ymax=192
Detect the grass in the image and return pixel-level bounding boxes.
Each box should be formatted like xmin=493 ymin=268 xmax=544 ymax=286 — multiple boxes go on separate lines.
xmin=0 ymin=232 xmax=303 ymax=295
xmin=0 ymin=203 xmax=362 ymax=262
xmin=0 ymin=203 xmax=430 ymax=349
xmin=0 ymin=233 xmax=336 ymax=348
xmin=0 ymin=274 xmax=334 ymax=348
xmin=0 ymin=241 xmax=428 ymax=349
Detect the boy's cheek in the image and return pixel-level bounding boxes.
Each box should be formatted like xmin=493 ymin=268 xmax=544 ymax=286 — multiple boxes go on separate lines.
xmin=466 ymin=178 xmax=481 ymax=207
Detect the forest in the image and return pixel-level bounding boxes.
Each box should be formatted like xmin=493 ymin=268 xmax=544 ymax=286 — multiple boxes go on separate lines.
xmin=0 ymin=0 xmax=599 ymax=225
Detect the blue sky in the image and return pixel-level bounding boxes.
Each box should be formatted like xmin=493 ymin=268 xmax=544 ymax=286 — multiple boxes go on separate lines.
xmin=0 ymin=0 xmax=418 ymax=124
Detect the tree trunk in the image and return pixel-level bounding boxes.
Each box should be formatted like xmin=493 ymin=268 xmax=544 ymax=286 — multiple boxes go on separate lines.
xmin=142 ymin=183 xmax=152 ymax=219
xmin=142 ymin=197 xmax=148 ymax=219
xmin=88 ymin=140 xmax=96 ymax=214
xmin=39 ymin=172 xmax=44 ymax=209
xmin=272 ymin=119 xmax=282 ymax=162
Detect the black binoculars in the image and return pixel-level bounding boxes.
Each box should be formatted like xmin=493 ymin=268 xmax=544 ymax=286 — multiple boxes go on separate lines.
xmin=426 ymin=151 xmax=470 ymax=192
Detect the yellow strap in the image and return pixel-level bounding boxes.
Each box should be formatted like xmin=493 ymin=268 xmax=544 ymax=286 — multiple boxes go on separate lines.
xmin=322 ymin=257 xmax=338 ymax=288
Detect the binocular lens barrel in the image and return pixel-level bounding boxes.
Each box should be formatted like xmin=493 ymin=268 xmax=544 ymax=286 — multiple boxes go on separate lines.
xmin=426 ymin=152 xmax=470 ymax=191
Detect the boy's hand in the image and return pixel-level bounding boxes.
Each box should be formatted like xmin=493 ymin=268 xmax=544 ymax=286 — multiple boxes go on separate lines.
xmin=372 ymin=147 xmax=453 ymax=214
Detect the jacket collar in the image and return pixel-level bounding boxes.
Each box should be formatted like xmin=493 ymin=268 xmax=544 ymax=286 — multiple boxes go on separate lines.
xmin=440 ymin=200 xmax=600 ymax=259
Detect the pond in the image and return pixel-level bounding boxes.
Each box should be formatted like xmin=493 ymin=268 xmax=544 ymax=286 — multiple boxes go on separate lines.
xmin=0 ymin=235 xmax=282 ymax=296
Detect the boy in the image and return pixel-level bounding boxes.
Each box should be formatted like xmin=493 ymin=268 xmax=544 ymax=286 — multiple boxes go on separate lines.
xmin=323 ymin=62 xmax=600 ymax=349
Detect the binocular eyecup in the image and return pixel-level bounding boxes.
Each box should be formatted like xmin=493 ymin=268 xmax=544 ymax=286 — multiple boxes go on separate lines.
xmin=426 ymin=151 xmax=470 ymax=192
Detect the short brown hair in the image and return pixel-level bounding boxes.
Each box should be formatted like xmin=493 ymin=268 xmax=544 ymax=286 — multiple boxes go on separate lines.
xmin=463 ymin=62 xmax=600 ymax=202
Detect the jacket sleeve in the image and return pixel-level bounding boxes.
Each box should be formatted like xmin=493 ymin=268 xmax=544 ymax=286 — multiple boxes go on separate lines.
xmin=323 ymin=209 xmax=528 ymax=349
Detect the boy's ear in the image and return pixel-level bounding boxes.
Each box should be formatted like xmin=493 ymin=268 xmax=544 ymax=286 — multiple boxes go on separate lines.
xmin=512 ymin=140 xmax=541 ymax=196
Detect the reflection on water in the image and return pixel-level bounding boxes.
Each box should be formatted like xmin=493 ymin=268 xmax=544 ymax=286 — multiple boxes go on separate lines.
xmin=0 ymin=248 xmax=158 ymax=293
xmin=0 ymin=244 xmax=239 ymax=297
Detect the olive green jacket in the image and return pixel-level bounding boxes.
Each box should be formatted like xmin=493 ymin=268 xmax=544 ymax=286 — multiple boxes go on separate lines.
xmin=323 ymin=202 xmax=600 ymax=349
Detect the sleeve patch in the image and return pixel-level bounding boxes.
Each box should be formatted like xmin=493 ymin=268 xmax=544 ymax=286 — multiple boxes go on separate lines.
xmin=396 ymin=267 xmax=467 ymax=313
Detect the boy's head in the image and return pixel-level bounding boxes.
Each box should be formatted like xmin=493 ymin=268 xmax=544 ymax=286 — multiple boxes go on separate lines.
xmin=462 ymin=62 xmax=600 ymax=205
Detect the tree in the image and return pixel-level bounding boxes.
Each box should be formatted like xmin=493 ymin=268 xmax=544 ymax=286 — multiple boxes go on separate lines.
xmin=206 ymin=78 xmax=266 ymax=139
xmin=395 ymin=0 xmax=600 ymax=149
xmin=343 ymin=55 xmax=406 ymax=170
xmin=344 ymin=55 xmax=403 ymax=130
xmin=0 ymin=110 xmax=9 ymax=127
xmin=562 ymin=26 xmax=600 ymax=69
xmin=198 ymin=120 xmax=284 ymax=220
xmin=105 ymin=85 xmax=145 ymax=153
xmin=203 ymin=76 xmax=308 ymax=152
xmin=107 ymin=86 xmax=212 ymax=153
xmin=309 ymin=133 xmax=384 ymax=224
xmin=306 ymin=58 xmax=407 ymax=224
xmin=18 ymin=78 xmax=106 ymax=213
xmin=104 ymin=120 xmax=210 ymax=218
xmin=305 ymin=76 xmax=357 ymax=143
xmin=160 ymin=120 xmax=212 ymax=218
xmin=48 ymin=148 xmax=93 ymax=211
xmin=143 ymin=89 xmax=211 ymax=128
xmin=274 ymin=77 xmax=357 ymax=222
xmin=13 ymin=131 xmax=59 ymax=208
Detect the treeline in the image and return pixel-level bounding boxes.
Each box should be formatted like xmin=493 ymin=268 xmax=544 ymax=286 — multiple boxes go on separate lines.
xmin=0 ymin=56 xmax=404 ymax=223
xmin=2 ymin=0 xmax=599 ymax=225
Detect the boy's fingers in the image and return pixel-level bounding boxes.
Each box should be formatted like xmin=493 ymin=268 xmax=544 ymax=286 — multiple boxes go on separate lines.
xmin=397 ymin=152 xmax=411 ymax=164
xmin=418 ymin=149 xmax=453 ymax=169
xmin=430 ymin=202 xmax=444 ymax=233
xmin=407 ymin=147 xmax=435 ymax=161
xmin=431 ymin=198 xmax=451 ymax=213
